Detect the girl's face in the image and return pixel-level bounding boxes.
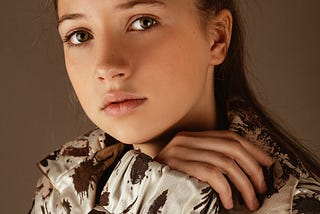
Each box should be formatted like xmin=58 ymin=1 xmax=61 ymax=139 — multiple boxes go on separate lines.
xmin=58 ymin=0 xmax=219 ymax=145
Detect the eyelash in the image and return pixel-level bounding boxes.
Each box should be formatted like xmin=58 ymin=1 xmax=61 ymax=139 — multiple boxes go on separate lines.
xmin=62 ymin=15 xmax=159 ymax=48
xmin=62 ymin=28 xmax=93 ymax=48
xmin=128 ymin=15 xmax=159 ymax=31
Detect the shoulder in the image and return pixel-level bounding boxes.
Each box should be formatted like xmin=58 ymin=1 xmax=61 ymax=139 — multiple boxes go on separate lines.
xmin=38 ymin=128 xmax=129 ymax=190
xmin=37 ymin=128 xmax=128 ymax=187
xmin=30 ymin=128 xmax=128 ymax=213
xmin=38 ymin=128 xmax=107 ymax=178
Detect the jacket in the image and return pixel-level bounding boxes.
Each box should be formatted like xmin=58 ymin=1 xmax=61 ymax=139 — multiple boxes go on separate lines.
xmin=29 ymin=100 xmax=320 ymax=213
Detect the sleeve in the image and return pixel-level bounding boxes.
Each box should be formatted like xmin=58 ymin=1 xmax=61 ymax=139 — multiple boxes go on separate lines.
xmin=29 ymin=175 xmax=64 ymax=214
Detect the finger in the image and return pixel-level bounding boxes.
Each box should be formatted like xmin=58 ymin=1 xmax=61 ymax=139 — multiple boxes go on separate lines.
xmin=163 ymin=158 xmax=234 ymax=210
xmin=169 ymin=136 xmax=268 ymax=194
xmin=206 ymin=138 xmax=268 ymax=195
xmin=176 ymin=131 xmax=273 ymax=166
xmin=221 ymin=131 xmax=273 ymax=167
xmin=163 ymin=147 xmax=260 ymax=210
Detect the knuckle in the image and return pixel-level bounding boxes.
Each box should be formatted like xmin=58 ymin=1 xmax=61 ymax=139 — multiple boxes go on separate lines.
xmin=224 ymin=130 xmax=238 ymax=138
xmin=221 ymin=157 xmax=237 ymax=174
xmin=165 ymin=145 xmax=179 ymax=157
xmin=171 ymin=133 xmax=188 ymax=146
xmin=164 ymin=157 xmax=177 ymax=166
xmin=202 ymin=165 xmax=222 ymax=182
xmin=201 ymin=164 xmax=221 ymax=179
xmin=167 ymin=144 xmax=177 ymax=152
xmin=206 ymin=165 xmax=220 ymax=175
xmin=229 ymin=131 xmax=241 ymax=139
xmin=228 ymin=139 xmax=242 ymax=150
xmin=252 ymin=165 xmax=264 ymax=179
xmin=222 ymin=155 xmax=234 ymax=164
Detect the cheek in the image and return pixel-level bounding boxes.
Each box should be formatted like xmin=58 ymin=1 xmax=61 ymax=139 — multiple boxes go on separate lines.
xmin=137 ymin=28 xmax=209 ymax=94
xmin=64 ymin=59 xmax=95 ymax=114
xmin=64 ymin=48 xmax=92 ymax=90
xmin=131 ymin=29 xmax=210 ymax=119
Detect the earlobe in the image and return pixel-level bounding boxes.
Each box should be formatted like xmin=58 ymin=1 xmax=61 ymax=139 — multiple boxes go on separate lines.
xmin=207 ymin=10 xmax=233 ymax=66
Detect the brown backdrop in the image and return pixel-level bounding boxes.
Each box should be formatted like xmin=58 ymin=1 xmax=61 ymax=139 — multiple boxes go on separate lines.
xmin=1 ymin=1 xmax=319 ymax=213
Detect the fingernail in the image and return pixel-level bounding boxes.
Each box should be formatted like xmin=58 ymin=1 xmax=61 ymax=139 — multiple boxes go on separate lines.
xmin=252 ymin=198 xmax=260 ymax=210
xmin=261 ymin=181 xmax=267 ymax=193
xmin=229 ymin=198 xmax=234 ymax=209
xmin=227 ymin=198 xmax=234 ymax=209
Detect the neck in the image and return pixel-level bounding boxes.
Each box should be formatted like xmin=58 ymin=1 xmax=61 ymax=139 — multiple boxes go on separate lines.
xmin=133 ymin=108 xmax=217 ymax=158
xmin=134 ymin=68 xmax=217 ymax=158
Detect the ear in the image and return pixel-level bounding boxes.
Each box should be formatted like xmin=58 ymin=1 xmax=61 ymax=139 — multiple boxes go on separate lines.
xmin=207 ymin=9 xmax=233 ymax=65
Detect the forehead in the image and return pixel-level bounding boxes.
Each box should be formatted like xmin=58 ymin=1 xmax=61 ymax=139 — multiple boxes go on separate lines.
xmin=57 ymin=0 xmax=196 ymax=16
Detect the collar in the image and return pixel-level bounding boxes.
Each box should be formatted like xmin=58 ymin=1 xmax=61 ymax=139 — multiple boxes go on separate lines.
xmin=37 ymin=99 xmax=306 ymax=211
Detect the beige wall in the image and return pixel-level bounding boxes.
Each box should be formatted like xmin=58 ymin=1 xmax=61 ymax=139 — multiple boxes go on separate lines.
xmin=1 ymin=1 xmax=319 ymax=213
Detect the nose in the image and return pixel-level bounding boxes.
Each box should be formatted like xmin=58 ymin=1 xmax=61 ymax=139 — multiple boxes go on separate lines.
xmin=95 ymin=66 xmax=128 ymax=81
xmin=94 ymin=38 xmax=131 ymax=82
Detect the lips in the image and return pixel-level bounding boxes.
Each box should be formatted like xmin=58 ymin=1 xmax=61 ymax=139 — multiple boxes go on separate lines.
xmin=101 ymin=92 xmax=147 ymax=117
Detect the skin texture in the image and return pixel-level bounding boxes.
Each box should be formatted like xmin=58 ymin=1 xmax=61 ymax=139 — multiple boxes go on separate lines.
xmin=155 ymin=130 xmax=273 ymax=210
xmin=57 ymin=0 xmax=273 ymax=211
xmin=58 ymin=0 xmax=217 ymax=151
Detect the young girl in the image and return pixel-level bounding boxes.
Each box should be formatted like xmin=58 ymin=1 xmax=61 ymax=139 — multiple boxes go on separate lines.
xmin=30 ymin=0 xmax=320 ymax=213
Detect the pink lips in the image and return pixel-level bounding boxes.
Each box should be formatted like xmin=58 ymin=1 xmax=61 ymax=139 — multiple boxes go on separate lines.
xmin=101 ymin=92 xmax=147 ymax=117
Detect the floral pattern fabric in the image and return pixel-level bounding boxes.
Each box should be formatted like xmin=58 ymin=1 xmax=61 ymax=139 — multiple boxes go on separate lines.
xmin=29 ymin=100 xmax=320 ymax=214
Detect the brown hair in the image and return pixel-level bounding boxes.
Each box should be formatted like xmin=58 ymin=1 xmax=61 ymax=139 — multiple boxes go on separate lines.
xmin=51 ymin=0 xmax=319 ymax=179
xmin=196 ymin=0 xmax=320 ymax=179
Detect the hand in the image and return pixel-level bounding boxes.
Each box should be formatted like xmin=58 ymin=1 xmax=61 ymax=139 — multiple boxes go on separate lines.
xmin=154 ymin=130 xmax=273 ymax=211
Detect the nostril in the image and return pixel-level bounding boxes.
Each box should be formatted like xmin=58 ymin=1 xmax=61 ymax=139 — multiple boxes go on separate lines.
xmin=95 ymin=67 xmax=129 ymax=81
xmin=112 ymin=73 xmax=125 ymax=79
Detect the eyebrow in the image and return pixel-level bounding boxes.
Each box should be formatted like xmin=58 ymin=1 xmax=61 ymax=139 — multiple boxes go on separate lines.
xmin=58 ymin=13 xmax=86 ymax=27
xmin=116 ymin=0 xmax=166 ymax=10
xmin=57 ymin=0 xmax=165 ymax=27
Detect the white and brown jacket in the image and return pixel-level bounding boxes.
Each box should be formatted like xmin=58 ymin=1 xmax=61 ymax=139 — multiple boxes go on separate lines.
xmin=29 ymin=100 xmax=320 ymax=214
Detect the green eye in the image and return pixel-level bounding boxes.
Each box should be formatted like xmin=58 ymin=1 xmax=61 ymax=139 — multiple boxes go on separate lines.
xmin=131 ymin=17 xmax=157 ymax=31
